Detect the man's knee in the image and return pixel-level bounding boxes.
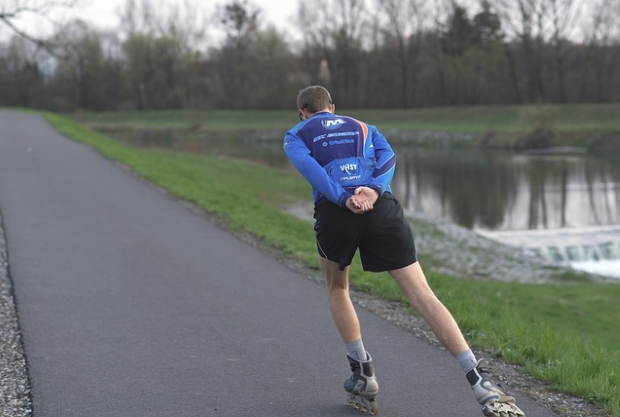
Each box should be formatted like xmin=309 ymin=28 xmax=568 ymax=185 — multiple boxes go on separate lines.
xmin=327 ymin=278 xmax=349 ymax=293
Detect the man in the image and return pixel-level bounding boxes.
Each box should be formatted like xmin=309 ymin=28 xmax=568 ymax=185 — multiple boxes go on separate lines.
xmin=283 ymin=85 xmax=524 ymax=417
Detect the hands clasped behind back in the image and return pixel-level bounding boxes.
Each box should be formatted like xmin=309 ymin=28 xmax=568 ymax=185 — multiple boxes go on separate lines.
xmin=345 ymin=186 xmax=380 ymax=214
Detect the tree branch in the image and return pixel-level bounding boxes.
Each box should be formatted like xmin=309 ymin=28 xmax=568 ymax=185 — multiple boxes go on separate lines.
xmin=0 ymin=14 xmax=71 ymax=70
xmin=0 ymin=0 xmax=84 ymax=64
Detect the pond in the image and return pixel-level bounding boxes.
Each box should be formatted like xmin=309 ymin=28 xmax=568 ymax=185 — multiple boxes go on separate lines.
xmin=118 ymin=131 xmax=620 ymax=279
xmin=390 ymin=148 xmax=620 ymax=279
xmin=393 ymin=149 xmax=619 ymax=231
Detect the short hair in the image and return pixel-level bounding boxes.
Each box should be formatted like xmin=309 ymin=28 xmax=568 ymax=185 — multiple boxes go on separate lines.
xmin=297 ymin=85 xmax=332 ymax=113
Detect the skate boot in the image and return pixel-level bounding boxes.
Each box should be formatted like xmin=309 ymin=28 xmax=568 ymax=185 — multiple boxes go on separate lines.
xmin=344 ymin=352 xmax=379 ymax=415
xmin=466 ymin=360 xmax=525 ymax=417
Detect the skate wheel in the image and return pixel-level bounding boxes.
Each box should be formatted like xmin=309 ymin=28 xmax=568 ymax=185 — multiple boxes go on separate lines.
xmin=368 ymin=399 xmax=379 ymax=415
xmin=482 ymin=400 xmax=524 ymax=417
xmin=347 ymin=394 xmax=379 ymax=415
xmin=347 ymin=398 xmax=360 ymax=410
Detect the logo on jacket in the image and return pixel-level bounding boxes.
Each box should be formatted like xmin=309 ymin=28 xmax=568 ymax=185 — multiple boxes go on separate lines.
xmin=340 ymin=163 xmax=358 ymax=175
xmin=322 ymin=119 xmax=346 ymax=130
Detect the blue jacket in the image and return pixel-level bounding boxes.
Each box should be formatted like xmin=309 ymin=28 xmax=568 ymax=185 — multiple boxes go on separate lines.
xmin=283 ymin=112 xmax=396 ymax=207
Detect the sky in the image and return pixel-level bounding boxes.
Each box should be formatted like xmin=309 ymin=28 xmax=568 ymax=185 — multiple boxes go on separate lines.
xmin=1 ymin=0 xmax=300 ymax=43
xmin=76 ymin=0 xmax=298 ymax=31
xmin=2 ymin=0 xmax=594 ymax=44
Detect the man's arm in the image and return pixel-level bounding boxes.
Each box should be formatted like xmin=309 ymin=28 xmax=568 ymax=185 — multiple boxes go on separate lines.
xmin=368 ymin=128 xmax=396 ymax=196
xmin=284 ymin=133 xmax=353 ymax=207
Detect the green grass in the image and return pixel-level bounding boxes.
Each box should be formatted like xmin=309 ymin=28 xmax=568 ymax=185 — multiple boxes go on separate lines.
xmin=70 ymin=103 xmax=620 ymax=138
xmin=70 ymin=109 xmax=298 ymax=130
xmin=43 ymin=111 xmax=620 ymax=416
xmin=350 ymin=103 xmax=620 ymax=134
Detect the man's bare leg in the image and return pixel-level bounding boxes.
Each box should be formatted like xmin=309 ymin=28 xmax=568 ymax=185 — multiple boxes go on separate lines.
xmin=389 ymin=262 xmax=525 ymax=416
xmin=389 ymin=262 xmax=470 ymax=356
xmin=320 ymin=257 xmax=361 ymax=344
xmin=321 ymin=257 xmax=379 ymax=414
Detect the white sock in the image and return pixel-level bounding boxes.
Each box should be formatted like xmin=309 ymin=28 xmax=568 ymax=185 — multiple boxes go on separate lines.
xmin=456 ymin=349 xmax=478 ymax=373
xmin=346 ymin=339 xmax=368 ymax=361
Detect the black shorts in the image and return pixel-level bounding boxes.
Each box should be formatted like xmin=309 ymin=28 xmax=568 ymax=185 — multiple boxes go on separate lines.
xmin=313 ymin=193 xmax=417 ymax=272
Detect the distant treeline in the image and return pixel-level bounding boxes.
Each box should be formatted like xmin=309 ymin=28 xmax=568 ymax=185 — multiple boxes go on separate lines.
xmin=1 ymin=0 xmax=619 ymax=111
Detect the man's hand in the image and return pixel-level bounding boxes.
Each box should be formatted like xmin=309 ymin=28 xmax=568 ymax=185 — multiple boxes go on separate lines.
xmin=346 ymin=187 xmax=380 ymax=214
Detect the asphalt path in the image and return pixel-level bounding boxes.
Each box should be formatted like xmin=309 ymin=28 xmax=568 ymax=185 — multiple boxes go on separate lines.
xmin=0 ymin=110 xmax=559 ymax=416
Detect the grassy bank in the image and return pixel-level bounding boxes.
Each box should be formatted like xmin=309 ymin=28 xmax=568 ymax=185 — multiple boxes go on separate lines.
xmin=45 ymin=111 xmax=619 ymax=416
xmin=70 ymin=103 xmax=620 ymax=148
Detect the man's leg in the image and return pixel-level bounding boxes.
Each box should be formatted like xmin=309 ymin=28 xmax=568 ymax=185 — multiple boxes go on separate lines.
xmin=388 ymin=262 xmax=469 ymax=356
xmin=389 ymin=262 xmax=525 ymax=416
xmin=320 ymin=257 xmax=361 ymax=344
xmin=321 ymin=257 xmax=379 ymax=414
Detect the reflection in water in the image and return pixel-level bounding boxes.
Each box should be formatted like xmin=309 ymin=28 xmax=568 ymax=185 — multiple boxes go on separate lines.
xmin=391 ymin=148 xmax=620 ymax=231
xmin=390 ymin=148 xmax=620 ymax=278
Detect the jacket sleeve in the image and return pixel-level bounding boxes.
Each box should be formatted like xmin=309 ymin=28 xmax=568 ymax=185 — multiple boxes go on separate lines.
xmin=367 ymin=126 xmax=396 ymax=196
xmin=283 ymin=132 xmax=353 ymax=207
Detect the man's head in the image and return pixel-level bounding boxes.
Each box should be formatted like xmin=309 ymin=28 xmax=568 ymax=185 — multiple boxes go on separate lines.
xmin=297 ymin=85 xmax=334 ymax=121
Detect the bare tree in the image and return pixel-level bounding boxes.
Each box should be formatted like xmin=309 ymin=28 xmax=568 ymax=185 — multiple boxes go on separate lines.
xmin=579 ymin=0 xmax=620 ymax=101
xmin=297 ymin=0 xmax=368 ymax=107
xmin=123 ymin=32 xmax=193 ymax=109
xmin=242 ymin=27 xmax=298 ymax=109
xmin=47 ymin=19 xmax=124 ymax=110
xmin=547 ymin=0 xmax=582 ymax=102
xmin=118 ymin=0 xmax=207 ymax=49
xmin=375 ymin=0 xmax=427 ymax=107
xmin=495 ymin=0 xmax=549 ymax=103
xmin=470 ymin=1 xmax=512 ymax=104
xmin=117 ymin=0 xmax=210 ymax=109
xmin=0 ymin=35 xmax=46 ymax=107
xmin=215 ymin=0 xmax=260 ymax=47
xmin=210 ymin=0 xmax=263 ymax=108
xmin=425 ymin=0 xmax=453 ymax=104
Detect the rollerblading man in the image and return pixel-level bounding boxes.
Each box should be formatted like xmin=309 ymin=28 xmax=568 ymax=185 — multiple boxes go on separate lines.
xmin=284 ymin=86 xmax=525 ymax=416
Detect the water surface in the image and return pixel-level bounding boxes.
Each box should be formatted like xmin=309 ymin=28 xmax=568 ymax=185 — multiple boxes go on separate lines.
xmin=391 ymin=148 xmax=620 ymax=278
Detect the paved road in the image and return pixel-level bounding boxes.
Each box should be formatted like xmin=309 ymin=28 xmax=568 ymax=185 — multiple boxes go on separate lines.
xmin=0 ymin=111 xmax=558 ymax=416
